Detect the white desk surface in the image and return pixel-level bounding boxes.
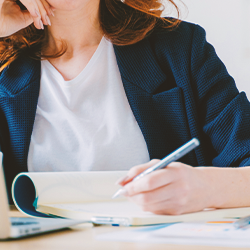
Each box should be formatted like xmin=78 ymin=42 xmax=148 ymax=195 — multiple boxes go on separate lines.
xmin=1 ymin=207 xmax=249 ymax=250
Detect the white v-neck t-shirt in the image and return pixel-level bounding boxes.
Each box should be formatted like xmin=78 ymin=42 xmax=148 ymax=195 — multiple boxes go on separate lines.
xmin=28 ymin=37 xmax=150 ymax=172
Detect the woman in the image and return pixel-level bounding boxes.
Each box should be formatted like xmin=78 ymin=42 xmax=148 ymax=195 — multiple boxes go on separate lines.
xmin=1 ymin=0 xmax=250 ymax=215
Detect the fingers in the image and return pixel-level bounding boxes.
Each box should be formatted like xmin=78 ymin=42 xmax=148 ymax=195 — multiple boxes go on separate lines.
xmin=132 ymin=186 xmax=206 ymax=216
xmin=117 ymin=159 xmax=160 ymax=186
xmin=121 ymin=162 xmax=207 ymax=216
xmin=125 ymin=168 xmax=174 ymax=195
xmin=35 ymin=0 xmax=52 ymax=26
xmin=19 ymin=0 xmax=54 ymax=29
xmin=128 ymin=184 xmax=174 ymax=206
xmin=128 ymin=181 xmax=194 ymax=215
xmin=124 ymin=162 xmax=192 ymax=195
xmin=139 ymin=199 xmax=189 ymax=215
xmin=40 ymin=0 xmax=54 ymax=16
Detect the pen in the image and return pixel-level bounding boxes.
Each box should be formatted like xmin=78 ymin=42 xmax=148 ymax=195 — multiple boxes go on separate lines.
xmin=234 ymin=215 xmax=250 ymax=229
xmin=112 ymin=138 xmax=200 ymax=199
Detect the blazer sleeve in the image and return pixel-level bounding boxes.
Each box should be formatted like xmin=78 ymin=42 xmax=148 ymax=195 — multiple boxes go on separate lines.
xmin=190 ymin=24 xmax=250 ymax=167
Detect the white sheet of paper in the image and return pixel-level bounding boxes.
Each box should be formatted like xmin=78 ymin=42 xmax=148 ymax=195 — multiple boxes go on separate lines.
xmin=44 ymin=201 xmax=153 ymax=217
xmin=96 ymin=221 xmax=250 ymax=248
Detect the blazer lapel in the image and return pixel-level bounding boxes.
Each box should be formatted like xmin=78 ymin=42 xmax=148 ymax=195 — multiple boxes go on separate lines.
xmin=114 ymin=39 xmax=174 ymax=160
xmin=0 ymin=37 xmax=194 ymax=177
xmin=0 ymin=55 xmax=40 ymax=174
xmin=1 ymin=40 xmax=169 ymax=170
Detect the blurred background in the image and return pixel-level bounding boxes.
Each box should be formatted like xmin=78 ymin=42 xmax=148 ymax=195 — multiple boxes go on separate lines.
xmin=163 ymin=0 xmax=250 ymax=98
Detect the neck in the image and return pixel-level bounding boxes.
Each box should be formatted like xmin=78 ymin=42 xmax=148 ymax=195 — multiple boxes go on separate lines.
xmin=45 ymin=1 xmax=103 ymax=59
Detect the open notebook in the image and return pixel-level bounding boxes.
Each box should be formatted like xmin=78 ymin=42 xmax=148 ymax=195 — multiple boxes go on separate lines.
xmin=12 ymin=171 xmax=250 ymax=226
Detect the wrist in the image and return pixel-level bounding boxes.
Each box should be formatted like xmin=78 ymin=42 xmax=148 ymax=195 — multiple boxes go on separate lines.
xmin=197 ymin=166 xmax=250 ymax=209
xmin=195 ymin=167 xmax=228 ymax=208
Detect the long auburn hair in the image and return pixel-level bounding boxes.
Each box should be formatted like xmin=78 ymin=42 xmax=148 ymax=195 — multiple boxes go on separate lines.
xmin=0 ymin=0 xmax=181 ymax=72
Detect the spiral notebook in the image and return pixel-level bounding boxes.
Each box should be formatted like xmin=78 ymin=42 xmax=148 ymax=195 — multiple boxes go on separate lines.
xmin=12 ymin=171 xmax=250 ymax=226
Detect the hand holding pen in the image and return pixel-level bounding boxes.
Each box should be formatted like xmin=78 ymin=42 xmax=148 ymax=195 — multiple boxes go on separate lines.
xmin=112 ymin=138 xmax=215 ymax=215
xmin=113 ymin=138 xmax=200 ymax=198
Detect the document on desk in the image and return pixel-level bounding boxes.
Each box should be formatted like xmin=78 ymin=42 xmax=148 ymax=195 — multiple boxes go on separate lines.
xmin=97 ymin=220 xmax=250 ymax=248
xmin=11 ymin=171 xmax=250 ymax=226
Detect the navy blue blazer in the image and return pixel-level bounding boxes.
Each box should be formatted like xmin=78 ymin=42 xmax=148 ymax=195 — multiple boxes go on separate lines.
xmin=1 ymin=21 xmax=250 ymax=198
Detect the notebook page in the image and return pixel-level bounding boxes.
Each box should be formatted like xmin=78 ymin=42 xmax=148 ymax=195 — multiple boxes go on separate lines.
xmin=37 ymin=202 xmax=250 ymax=226
xmin=12 ymin=171 xmax=127 ymax=217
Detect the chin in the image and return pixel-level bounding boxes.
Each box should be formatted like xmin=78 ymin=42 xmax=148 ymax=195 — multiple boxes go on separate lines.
xmin=46 ymin=0 xmax=93 ymax=10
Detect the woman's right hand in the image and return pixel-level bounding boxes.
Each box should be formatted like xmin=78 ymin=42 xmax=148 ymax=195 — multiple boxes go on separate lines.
xmin=0 ymin=0 xmax=54 ymax=38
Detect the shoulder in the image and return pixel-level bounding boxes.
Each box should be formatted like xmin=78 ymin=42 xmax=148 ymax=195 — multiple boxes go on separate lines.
xmin=0 ymin=55 xmax=40 ymax=96
xmin=150 ymin=19 xmax=205 ymax=42
xmin=147 ymin=19 xmax=207 ymax=55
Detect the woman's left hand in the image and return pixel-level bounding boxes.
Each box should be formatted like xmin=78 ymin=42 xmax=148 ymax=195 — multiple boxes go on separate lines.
xmin=118 ymin=160 xmax=215 ymax=215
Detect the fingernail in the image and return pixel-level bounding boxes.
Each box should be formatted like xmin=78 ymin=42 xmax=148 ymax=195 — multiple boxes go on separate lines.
xmin=50 ymin=8 xmax=55 ymax=16
xmin=40 ymin=20 xmax=44 ymax=30
xmin=118 ymin=188 xmax=129 ymax=197
xmin=35 ymin=9 xmax=41 ymax=18
xmin=115 ymin=176 xmax=129 ymax=185
xmin=46 ymin=15 xmax=51 ymax=26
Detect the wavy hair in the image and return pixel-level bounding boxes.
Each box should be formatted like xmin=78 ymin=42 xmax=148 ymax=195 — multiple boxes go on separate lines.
xmin=0 ymin=0 xmax=181 ymax=72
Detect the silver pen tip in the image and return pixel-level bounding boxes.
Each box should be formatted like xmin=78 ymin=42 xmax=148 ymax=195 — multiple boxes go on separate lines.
xmin=112 ymin=188 xmax=127 ymax=199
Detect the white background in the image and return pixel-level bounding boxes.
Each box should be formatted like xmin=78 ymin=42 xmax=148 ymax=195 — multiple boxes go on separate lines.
xmin=163 ymin=0 xmax=250 ymax=97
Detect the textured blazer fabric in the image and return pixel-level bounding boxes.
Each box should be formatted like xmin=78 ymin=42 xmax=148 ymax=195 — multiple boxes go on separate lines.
xmin=1 ymin=21 xmax=250 ymax=200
